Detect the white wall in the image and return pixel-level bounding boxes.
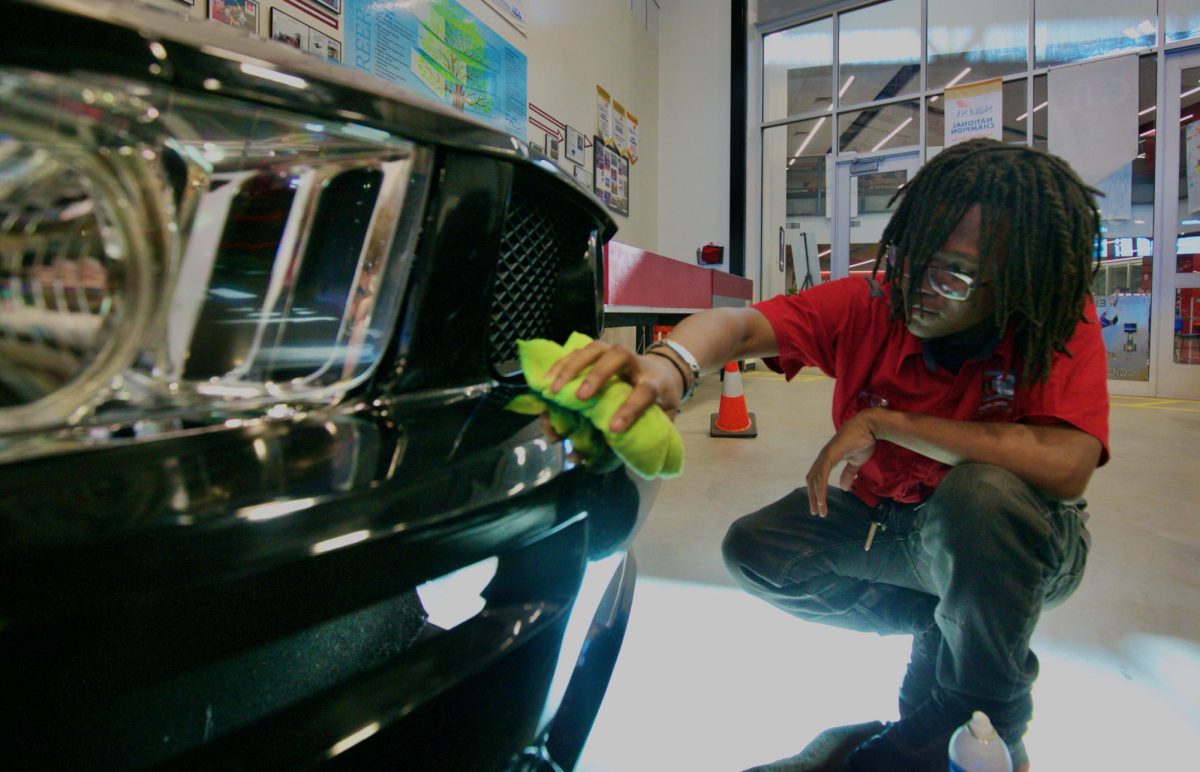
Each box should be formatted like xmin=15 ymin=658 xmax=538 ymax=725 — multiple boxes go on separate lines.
xmin=508 ymin=0 xmax=661 ymax=250
xmin=655 ymin=0 xmax=731 ymax=265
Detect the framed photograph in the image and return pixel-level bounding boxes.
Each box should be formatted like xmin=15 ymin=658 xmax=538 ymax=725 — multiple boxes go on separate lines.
xmin=546 ymin=134 xmax=560 ymax=164
xmin=308 ymin=0 xmax=342 ymax=13
xmin=565 ymin=125 xmax=585 ymax=166
xmin=270 ymin=8 xmax=309 ymax=51
xmin=209 ymin=0 xmax=259 ymax=34
xmin=592 ymin=137 xmax=628 ymax=217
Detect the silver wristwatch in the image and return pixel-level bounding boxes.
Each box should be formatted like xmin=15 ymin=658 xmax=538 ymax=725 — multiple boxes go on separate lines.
xmin=646 ymin=339 xmax=701 ymax=404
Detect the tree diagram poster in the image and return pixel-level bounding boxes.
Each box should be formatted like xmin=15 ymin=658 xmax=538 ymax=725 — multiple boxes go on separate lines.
xmin=344 ymin=0 xmax=527 ymax=139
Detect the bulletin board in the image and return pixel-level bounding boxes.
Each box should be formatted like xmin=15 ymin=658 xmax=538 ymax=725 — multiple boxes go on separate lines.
xmin=593 ymin=137 xmax=629 ymax=217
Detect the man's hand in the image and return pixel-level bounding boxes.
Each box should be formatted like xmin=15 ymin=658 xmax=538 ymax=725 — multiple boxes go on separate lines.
xmin=806 ymin=409 xmax=879 ymax=516
xmin=545 ymin=340 xmax=685 ymax=432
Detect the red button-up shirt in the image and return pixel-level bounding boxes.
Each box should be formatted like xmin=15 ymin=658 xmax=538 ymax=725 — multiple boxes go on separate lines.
xmin=753 ymin=277 xmax=1110 ymax=506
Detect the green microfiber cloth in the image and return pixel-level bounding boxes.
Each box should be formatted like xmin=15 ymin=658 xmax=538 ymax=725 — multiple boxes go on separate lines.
xmin=506 ymin=332 xmax=684 ymax=480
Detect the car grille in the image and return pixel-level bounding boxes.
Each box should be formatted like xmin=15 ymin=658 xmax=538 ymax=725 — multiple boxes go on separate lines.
xmin=487 ymin=186 xmax=583 ymax=375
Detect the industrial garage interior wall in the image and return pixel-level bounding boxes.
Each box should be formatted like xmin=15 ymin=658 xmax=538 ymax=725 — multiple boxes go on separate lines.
xmin=495 ymin=0 xmax=661 ymax=251
xmin=143 ymin=0 xmax=662 ymax=250
xmin=656 ymin=0 xmax=732 ymax=267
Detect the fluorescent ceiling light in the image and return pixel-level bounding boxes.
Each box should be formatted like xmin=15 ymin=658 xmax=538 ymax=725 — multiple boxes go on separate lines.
xmin=1015 ymin=101 xmax=1049 ymax=122
xmin=944 ymin=67 xmax=972 ymax=89
xmin=794 ymin=116 xmax=827 ymax=157
xmin=1184 ymin=86 xmax=1200 ymax=99
xmin=873 ymin=115 xmax=907 ymax=151
xmin=1139 ymin=106 xmax=1156 ymax=116
xmin=838 ymin=75 xmax=856 ymax=99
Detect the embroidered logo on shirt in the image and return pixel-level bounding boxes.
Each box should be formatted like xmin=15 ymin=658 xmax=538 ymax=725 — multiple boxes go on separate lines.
xmin=977 ymin=370 xmax=1016 ymax=416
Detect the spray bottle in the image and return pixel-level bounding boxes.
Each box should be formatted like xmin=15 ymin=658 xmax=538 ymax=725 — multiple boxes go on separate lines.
xmin=948 ymin=711 xmax=1013 ymax=772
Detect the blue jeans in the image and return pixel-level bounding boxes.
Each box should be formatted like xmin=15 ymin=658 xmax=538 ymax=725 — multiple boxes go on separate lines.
xmin=721 ymin=463 xmax=1089 ymax=748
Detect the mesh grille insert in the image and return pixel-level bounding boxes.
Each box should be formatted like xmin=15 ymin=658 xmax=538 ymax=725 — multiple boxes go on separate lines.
xmin=487 ymin=193 xmax=571 ymax=372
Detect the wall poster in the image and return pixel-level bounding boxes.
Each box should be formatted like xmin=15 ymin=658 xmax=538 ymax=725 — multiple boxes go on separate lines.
xmin=209 ymin=0 xmax=259 ymax=34
xmin=565 ymin=125 xmax=585 ymax=165
xmin=593 ymin=137 xmax=629 ymax=217
xmin=597 ymin=85 xmax=613 ymax=144
xmin=612 ymin=101 xmax=628 ymax=156
xmin=344 ymin=0 xmax=528 ymax=139
xmin=1097 ymin=292 xmax=1151 ymax=380
xmin=271 ymin=8 xmax=343 ymax=62
xmin=626 ymin=110 xmax=639 ymax=164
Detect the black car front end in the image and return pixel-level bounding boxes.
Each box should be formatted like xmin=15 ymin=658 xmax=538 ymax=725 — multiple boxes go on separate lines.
xmin=0 ymin=1 xmax=649 ymax=768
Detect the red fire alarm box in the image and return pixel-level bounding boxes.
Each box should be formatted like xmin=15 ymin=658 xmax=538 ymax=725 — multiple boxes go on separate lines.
xmin=696 ymin=243 xmax=723 ymax=265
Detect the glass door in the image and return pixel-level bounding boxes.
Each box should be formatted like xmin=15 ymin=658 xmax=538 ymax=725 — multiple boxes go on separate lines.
xmin=1159 ymin=50 xmax=1200 ymax=399
xmin=833 ymin=150 xmax=921 ymax=281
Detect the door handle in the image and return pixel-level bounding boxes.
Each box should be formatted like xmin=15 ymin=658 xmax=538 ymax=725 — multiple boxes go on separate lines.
xmin=778 ymin=226 xmax=785 ymax=272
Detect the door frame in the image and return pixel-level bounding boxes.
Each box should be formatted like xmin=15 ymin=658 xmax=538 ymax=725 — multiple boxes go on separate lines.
xmin=1154 ymin=46 xmax=1200 ymax=399
xmin=832 ymin=147 xmax=921 ymax=281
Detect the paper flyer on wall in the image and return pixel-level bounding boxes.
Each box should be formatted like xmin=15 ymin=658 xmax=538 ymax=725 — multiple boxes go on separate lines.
xmin=343 ymin=0 xmax=528 ymax=139
xmin=944 ymin=77 xmax=1003 ymax=147
xmin=1187 ymin=121 xmax=1200 ymax=214
xmin=612 ymin=101 xmax=628 ymax=155
xmin=626 ymin=111 xmax=639 ymax=163
xmin=480 ymin=0 xmax=527 ymax=35
xmin=597 ymin=86 xmax=613 ymax=144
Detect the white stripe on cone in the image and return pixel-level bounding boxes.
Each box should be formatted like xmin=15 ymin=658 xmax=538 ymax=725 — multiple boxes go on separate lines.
xmin=722 ymin=363 xmax=744 ymax=398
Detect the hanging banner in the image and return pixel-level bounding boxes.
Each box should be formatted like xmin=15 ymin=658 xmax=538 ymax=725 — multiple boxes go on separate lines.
xmin=613 ymin=100 xmax=628 ymax=156
xmin=944 ymin=77 xmax=1003 ymax=147
xmin=344 ymin=0 xmax=528 ymax=139
xmin=1048 ymin=54 xmax=1138 ymax=186
xmin=626 ymin=110 xmax=639 ymax=164
xmin=597 ymin=85 xmax=613 ymax=145
xmin=480 ymin=0 xmax=527 ymax=35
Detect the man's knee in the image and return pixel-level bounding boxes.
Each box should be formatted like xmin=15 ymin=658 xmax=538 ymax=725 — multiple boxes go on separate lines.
xmin=923 ymin=463 xmax=1052 ymax=562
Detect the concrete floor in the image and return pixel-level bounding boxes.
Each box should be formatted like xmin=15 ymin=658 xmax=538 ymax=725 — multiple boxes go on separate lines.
xmin=579 ymin=369 xmax=1200 ymax=770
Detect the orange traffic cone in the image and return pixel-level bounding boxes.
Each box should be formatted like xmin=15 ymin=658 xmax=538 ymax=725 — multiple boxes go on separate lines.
xmin=710 ymin=361 xmax=758 ymax=438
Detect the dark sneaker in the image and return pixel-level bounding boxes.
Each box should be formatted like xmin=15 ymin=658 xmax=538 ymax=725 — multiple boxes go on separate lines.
xmin=843 ymin=699 xmax=970 ymax=772
xmin=742 ymin=721 xmax=884 ymax=772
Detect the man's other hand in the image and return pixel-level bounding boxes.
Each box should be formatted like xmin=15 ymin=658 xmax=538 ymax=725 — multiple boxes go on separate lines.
xmin=806 ymin=410 xmax=879 ymax=516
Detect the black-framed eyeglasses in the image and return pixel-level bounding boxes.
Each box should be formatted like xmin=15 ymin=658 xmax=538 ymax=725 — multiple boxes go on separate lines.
xmin=887 ymin=246 xmax=990 ymax=302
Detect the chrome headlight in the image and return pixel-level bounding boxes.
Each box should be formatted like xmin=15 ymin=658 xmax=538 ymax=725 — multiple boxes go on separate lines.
xmin=0 ymin=68 xmax=431 ymax=452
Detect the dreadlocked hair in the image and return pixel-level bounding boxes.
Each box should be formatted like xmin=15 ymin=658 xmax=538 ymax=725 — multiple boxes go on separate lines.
xmin=874 ymin=138 xmax=1102 ymax=384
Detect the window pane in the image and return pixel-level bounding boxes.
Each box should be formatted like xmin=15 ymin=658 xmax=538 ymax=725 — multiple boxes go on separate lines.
xmin=925 ymin=95 xmax=945 ymax=157
xmin=839 ymin=100 xmax=920 ymax=153
xmin=1094 ymin=240 xmax=1153 ymax=380
xmin=763 ymin=17 xmax=834 ymax=121
xmin=1166 ymin=0 xmax=1200 ymax=43
xmin=838 ymin=0 xmax=920 ymax=106
xmin=1032 ymin=74 xmax=1048 ymax=150
xmin=927 ymin=0 xmax=1027 ymax=90
xmin=1092 ymin=56 xmax=1156 ymax=382
xmin=1177 ymin=289 xmax=1200 ymax=364
xmin=1001 ymin=78 xmax=1028 ymax=144
xmin=761 ymin=119 xmax=833 ymax=298
xmin=1035 ymin=0 xmax=1157 ymax=67
xmin=1178 ymin=65 xmax=1200 ymax=274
